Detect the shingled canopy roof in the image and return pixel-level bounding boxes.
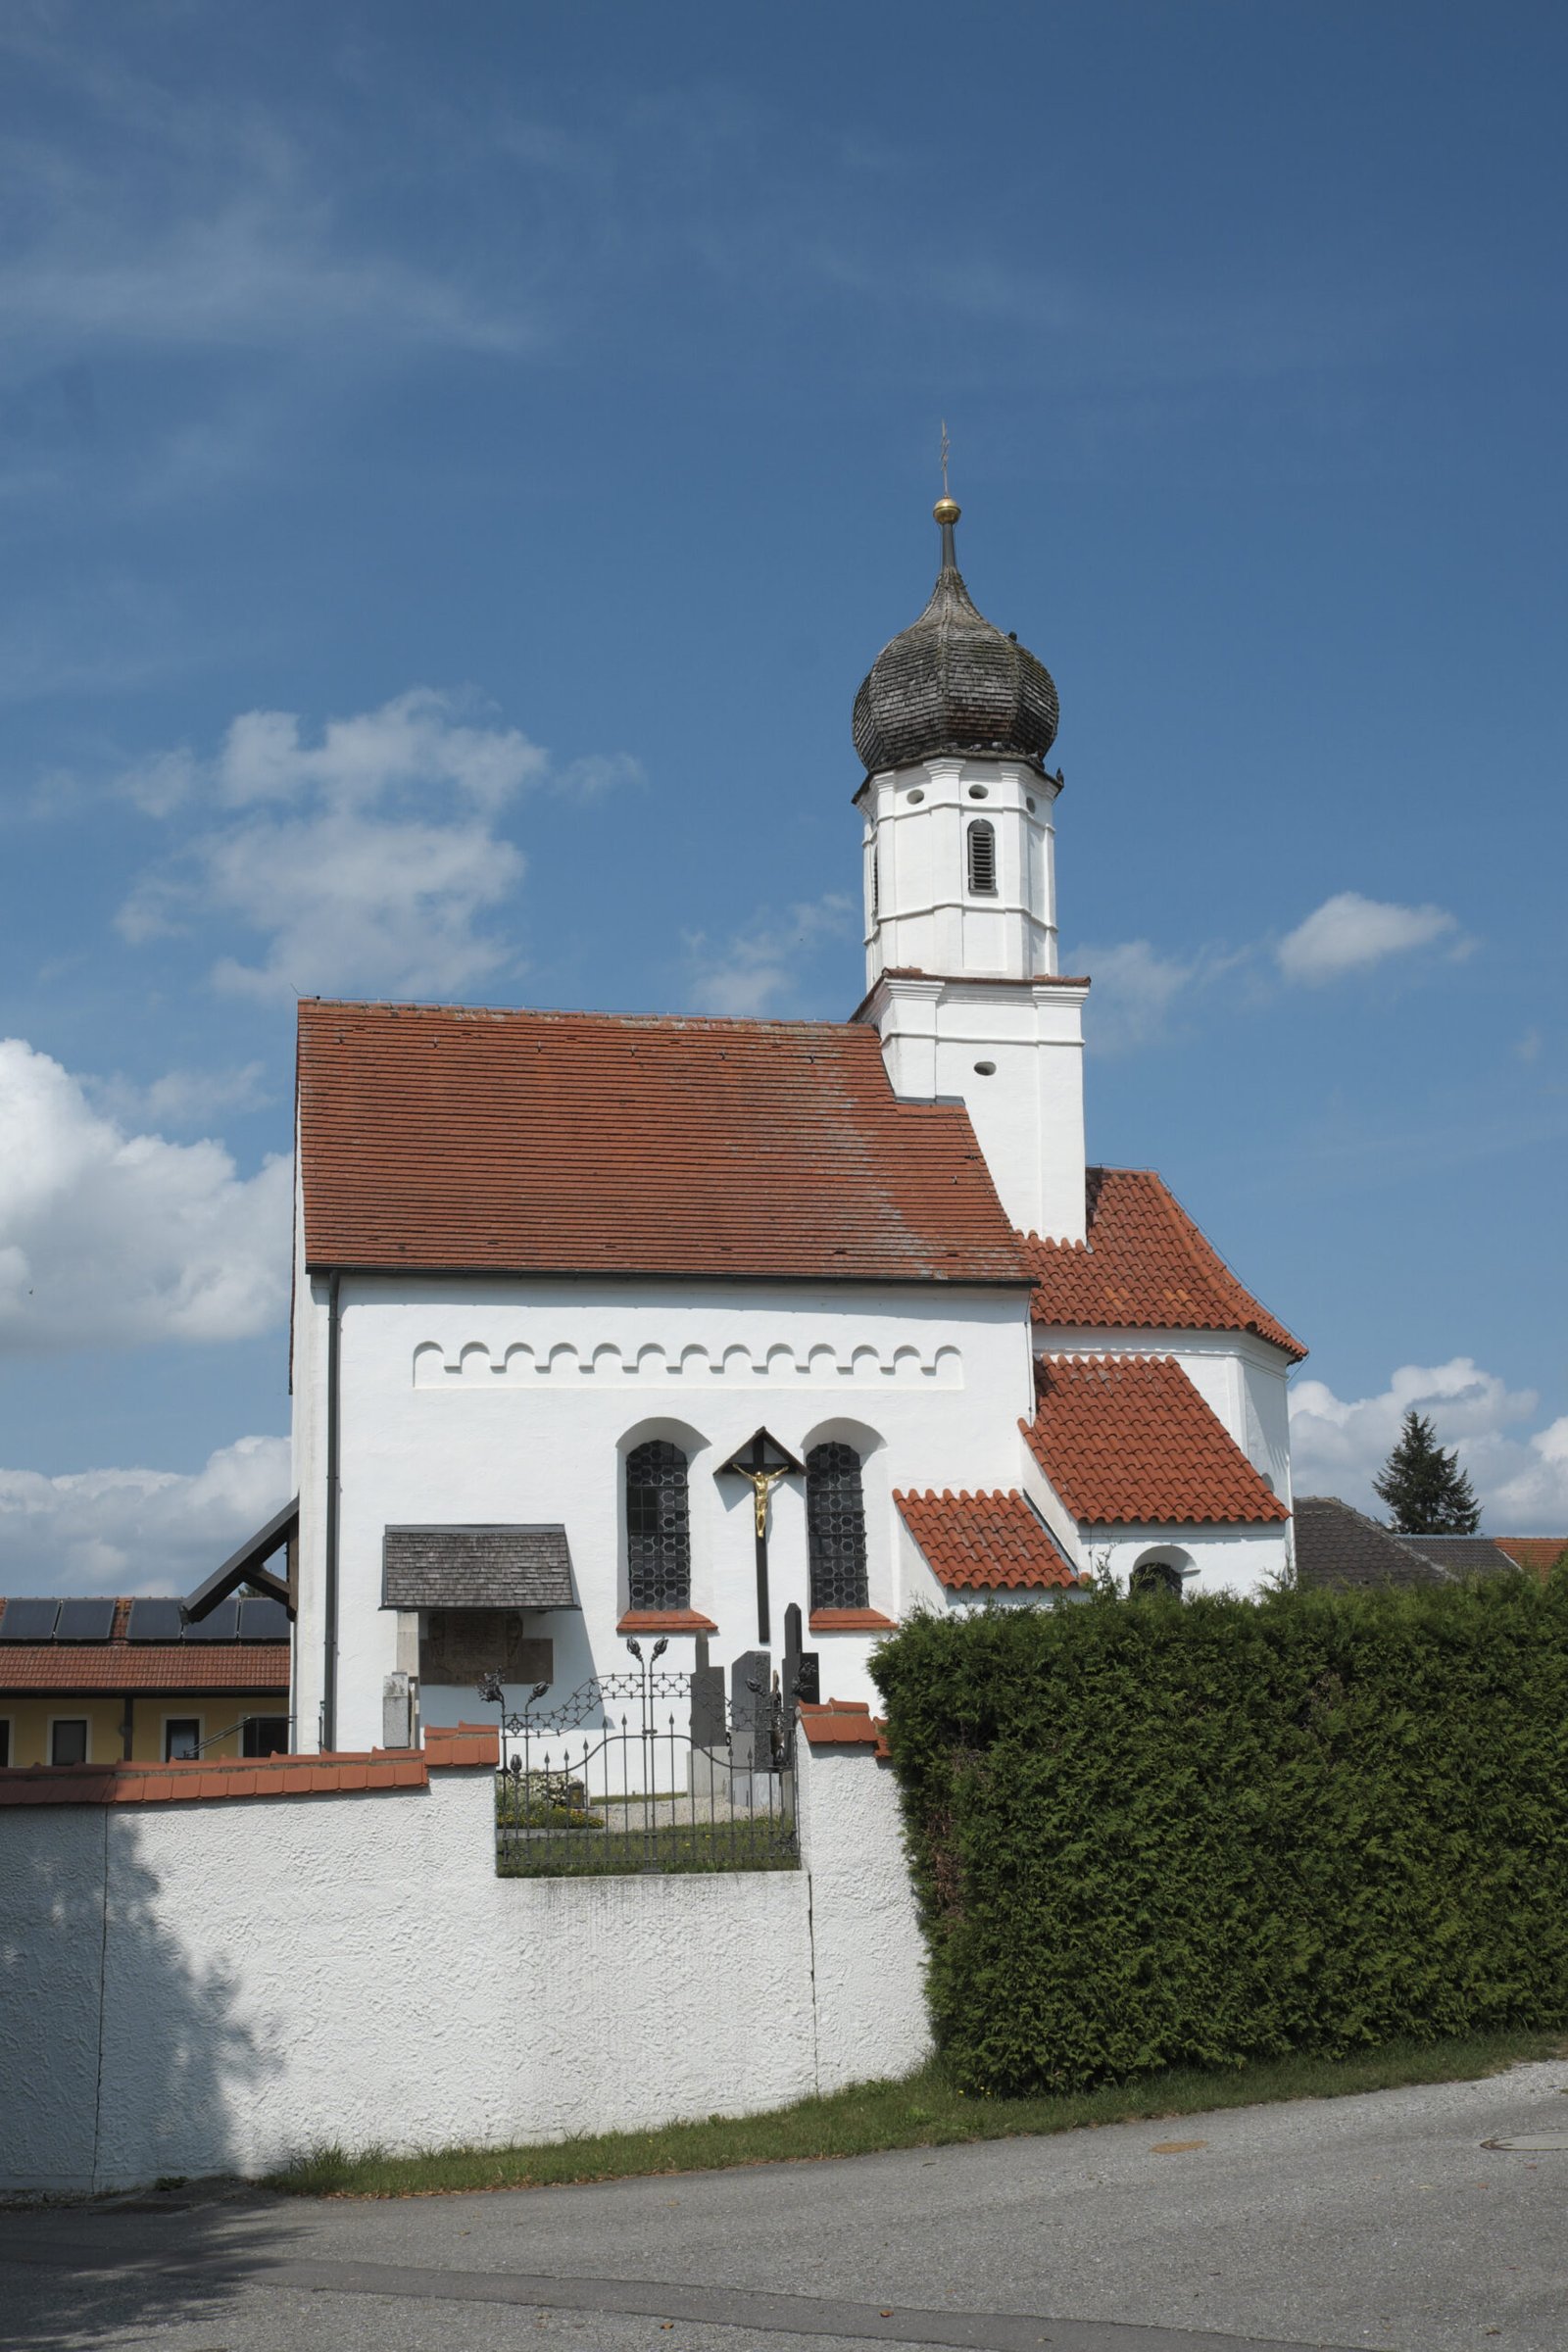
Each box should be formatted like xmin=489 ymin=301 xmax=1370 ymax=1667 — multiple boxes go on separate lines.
xmin=1024 ymin=1168 xmax=1304 ymax=1361
xmin=1024 ymin=1354 xmax=1290 ymax=1528
xmin=297 ymin=1002 xmax=1029 ymax=1287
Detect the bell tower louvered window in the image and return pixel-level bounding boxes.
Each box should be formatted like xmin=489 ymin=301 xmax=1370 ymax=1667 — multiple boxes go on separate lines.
xmin=806 ymin=1443 xmax=869 ymax=1612
xmin=966 ymin=817 xmax=997 ymax=895
xmin=625 ymin=1440 xmax=692 ymax=1611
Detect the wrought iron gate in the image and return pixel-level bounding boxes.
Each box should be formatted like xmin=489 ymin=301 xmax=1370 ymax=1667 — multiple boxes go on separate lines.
xmin=480 ymin=1639 xmax=800 ymax=1879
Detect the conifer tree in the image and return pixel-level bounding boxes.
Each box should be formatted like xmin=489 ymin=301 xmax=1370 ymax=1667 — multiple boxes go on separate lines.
xmin=1373 ymin=1408 xmax=1482 ymax=1534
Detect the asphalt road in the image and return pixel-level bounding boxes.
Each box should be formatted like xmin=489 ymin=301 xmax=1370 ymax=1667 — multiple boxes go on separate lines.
xmin=2 ymin=2059 xmax=1565 ymax=2352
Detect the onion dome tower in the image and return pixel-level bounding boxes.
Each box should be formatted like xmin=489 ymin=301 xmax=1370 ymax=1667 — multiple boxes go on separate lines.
xmin=853 ymin=497 xmax=1060 ymax=775
xmin=851 ymin=491 xmax=1088 ymax=1245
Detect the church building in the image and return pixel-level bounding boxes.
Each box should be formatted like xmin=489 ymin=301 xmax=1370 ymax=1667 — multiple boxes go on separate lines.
xmin=287 ymin=494 xmax=1302 ymax=1752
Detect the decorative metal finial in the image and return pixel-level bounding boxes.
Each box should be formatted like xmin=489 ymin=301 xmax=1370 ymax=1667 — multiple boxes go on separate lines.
xmin=933 ymin=419 xmax=960 ymax=550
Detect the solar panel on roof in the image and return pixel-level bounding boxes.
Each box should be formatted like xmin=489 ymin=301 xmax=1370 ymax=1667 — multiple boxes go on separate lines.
xmin=236 ymin=1597 xmax=290 ymax=1642
xmin=126 ymin=1598 xmax=184 ymax=1643
xmin=0 ymin=1598 xmax=60 ymax=1642
xmin=183 ymin=1597 xmax=240 ymax=1642
xmin=55 ymin=1598 xmax=117 ymax=1643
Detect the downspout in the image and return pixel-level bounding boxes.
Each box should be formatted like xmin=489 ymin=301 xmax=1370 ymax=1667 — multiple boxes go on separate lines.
xmin=322 ymin=1268 xmax=342 ymax=1752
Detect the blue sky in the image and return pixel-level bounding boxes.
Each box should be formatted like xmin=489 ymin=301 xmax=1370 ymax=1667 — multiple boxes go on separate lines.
xmin=2 ymin=1 xmax=1565 ymax=1591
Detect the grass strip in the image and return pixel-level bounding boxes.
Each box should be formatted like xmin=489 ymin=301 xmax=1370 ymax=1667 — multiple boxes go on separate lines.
xmin=268 ymin=2025 xmax=1564 ymax=2199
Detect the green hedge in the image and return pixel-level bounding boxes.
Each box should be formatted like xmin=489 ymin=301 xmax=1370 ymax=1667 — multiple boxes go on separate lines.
xmin=871 ymin=1572 xmax=1568 ymax=2095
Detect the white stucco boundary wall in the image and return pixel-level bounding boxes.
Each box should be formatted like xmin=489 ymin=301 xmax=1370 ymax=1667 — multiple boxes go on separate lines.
xmin=0 ymin=1726 xmax=931 ymax=2197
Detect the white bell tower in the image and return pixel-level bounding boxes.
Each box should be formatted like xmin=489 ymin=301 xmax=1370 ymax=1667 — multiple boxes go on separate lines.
xmin=850 ymin=497 xmax=1088 ymax=1246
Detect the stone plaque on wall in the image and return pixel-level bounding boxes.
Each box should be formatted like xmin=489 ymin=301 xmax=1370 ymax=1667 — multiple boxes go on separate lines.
xmin=419 ymin=1610 xmax=553 ymax=1688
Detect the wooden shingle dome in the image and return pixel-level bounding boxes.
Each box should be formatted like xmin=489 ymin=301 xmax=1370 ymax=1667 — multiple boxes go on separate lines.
xmin=853 ymin=501 xmax=1059 ymax=777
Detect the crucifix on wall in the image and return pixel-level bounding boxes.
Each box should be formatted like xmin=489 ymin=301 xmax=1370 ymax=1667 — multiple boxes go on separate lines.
xmin=717 ymin=1427 xmax=803 ymax=1646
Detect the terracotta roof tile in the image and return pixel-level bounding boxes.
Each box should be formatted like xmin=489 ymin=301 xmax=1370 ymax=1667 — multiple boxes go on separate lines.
xmin=1024 ymin=1169 xmax=1304 ymax=1360
xmin=895 ymin=1489 xmax=1081 ymax=1590
xmin=296 ymin=1001 xmax=1028 ymax=1287
xmin=808 ymin=1607 xmax=898 ymax=1632
xmin=1024 ymin=1353 xmax=1289 ymax=1527
xmin=1494 ymin=1537 xmax=1568 ymax=1580
xmin=0 ymin=1747 xmax=432 ymax=1809
xmin=0 ymin=1608 xmax=289 ymax=1696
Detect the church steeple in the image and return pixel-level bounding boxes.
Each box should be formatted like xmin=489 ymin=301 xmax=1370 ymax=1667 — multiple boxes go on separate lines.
xmin=850 ymin=489 xmax=1088 ymax=1246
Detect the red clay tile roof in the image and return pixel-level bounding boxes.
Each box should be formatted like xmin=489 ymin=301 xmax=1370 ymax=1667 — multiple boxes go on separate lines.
xmin=1024 ymin=1354 xmax=1290 ymax=1527
xmin=895 ymin=1489 xmax=1081 ymax=1590
xmin=1494 ymin=1538 xmax=1568 ymax=1580
xmin=0 ymin=1597 xmax=289 ymax=1694
xmin=297 ymin=1001 xmax=1029 ymax=1287
xmin=1024 ymin=1168 xmax=1304 ymax=1360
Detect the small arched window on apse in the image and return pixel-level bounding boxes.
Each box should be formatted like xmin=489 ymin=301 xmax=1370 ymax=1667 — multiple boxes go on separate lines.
xmin=966 ymin=817 xmax=997 ymax=895
xmin=625 ymin=1439 xmax=692 ymax=1612
xmin=1129 ymin=1559 xmax=1184 ymax=1602
xmin=806 ymin=1443 xmax=869 ymax=1612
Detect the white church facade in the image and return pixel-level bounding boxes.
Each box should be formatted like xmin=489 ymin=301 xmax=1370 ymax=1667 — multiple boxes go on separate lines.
xmin=286 ymin=495 xmax=1302 ymax=1753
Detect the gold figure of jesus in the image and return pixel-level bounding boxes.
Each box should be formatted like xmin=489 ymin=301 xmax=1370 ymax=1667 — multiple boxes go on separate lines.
xmin=743 ymin=1463 xmax=790 ymax=1540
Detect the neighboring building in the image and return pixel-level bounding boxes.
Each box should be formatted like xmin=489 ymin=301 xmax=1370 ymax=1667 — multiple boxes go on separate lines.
xmin=0 ymin=1593 xmax=291 ymax=1768
xmin=286 ymin=493 xmax=1304 ymax=1753
xmin=1294 ymin=1497 xmax=1565 ymax=1591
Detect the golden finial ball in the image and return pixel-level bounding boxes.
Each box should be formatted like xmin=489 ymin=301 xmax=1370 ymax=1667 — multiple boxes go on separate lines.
xmin=933 ymin=496 xmax=960 ymax=524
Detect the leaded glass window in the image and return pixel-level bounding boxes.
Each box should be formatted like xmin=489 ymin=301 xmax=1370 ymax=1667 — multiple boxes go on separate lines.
xmin=625 ymin=1440 xmax=692 ymax=1611
xmin=806 ymin=1443 xmax=868 ymax=1612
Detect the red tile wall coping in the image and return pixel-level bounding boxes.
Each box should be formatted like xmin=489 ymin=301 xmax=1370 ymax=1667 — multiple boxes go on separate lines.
xmin=297 ymin=999 xmax=1028 ymax=1287
xmin=798 ymin=1698 xmax=891 ymax=1759
xmin=808 ymin=1608 xmax=899 ymax=1632
xmin=1025 ymin=1167 xmax=1305 ymax=1362
xmin=0 ymin=1726 xmax=498 ymax=1807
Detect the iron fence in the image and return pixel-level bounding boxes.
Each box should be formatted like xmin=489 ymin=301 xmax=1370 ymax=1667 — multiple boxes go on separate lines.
xmin=479 ymin=1639 xmax=799 ymax=1879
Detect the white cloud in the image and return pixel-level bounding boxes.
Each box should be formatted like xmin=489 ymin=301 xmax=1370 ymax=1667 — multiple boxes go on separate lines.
xmin=1276 ymin=891 xmax=1461 ymax=985
xmin=88 ymin=1061 xmax=270 ymax=1131
xmin=0 ymin=1040 xmax=290 ymax=1353
xmin=1072 ymin=939 xmax=1211 ymax=1054
xmin=683 ymin=894 xmax=856 ymax=1017
xmin=1289 ymin=1355 xmax=1568 ymax=1528
xmin=0 ymin=1435 xmax=291 ymax=1598
xmin=116 ymin=689 xmax=641 ymax=1002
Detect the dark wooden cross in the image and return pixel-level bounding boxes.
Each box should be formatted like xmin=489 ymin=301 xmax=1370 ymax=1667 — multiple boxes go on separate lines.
xmin=718 ymin=1427 xmax=802 ymax=1646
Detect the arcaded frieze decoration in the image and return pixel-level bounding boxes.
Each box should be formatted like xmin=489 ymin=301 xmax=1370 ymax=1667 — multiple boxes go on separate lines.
xmin=412 ymin=1338 xmax=963 ymax=1389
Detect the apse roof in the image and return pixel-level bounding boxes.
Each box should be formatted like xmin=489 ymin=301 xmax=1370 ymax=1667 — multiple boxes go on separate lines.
xmin=1024 ymin=1353 xmax=1290 ymax=1528
xmin=1024 ymin=1168 xmax=1305 ymax=1361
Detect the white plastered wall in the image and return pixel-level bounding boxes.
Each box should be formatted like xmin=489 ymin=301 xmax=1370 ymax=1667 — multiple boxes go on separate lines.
xmin=301 ymin=1274 xmax=1035 ymax=1752
xmin=0 ymin=1737 xmax=930 ymax=2196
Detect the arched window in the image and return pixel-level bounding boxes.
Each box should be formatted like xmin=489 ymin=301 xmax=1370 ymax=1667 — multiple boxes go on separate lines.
xmin=806 ymin=1443 xmax=868 ymax=1611
xmin=966 ymin=818 xmax=997 ymax=895
xmin=625 ymin=1440 xmax=691 ymax=1611
xmin=1129 ymin=1559 xmax=1184 ymax=1602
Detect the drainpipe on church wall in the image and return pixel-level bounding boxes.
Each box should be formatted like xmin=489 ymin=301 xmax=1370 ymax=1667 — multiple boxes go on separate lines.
xmin=322 ymin=1268 xmax=342 ymax=1752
